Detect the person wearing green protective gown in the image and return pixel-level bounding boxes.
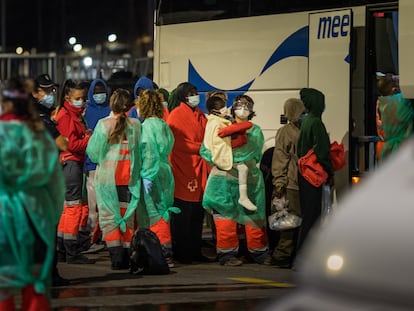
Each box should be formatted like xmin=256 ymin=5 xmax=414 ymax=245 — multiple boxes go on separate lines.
xmin=86 ymin=88 xmax=142 ymax=270
xmin=0 ymin=79 xmax=65 ymax=311
xmin=375 ymin=74 xmax=414 ymax=164
xmin=201 ymin=94 xmax=273 ymax=266
xmin=136 ymin=89 xmax=180 ymax=268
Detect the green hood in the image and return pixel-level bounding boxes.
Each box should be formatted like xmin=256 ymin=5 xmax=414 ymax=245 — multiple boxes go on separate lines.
xmin=300 ymin=88 xmax=325 ymax=117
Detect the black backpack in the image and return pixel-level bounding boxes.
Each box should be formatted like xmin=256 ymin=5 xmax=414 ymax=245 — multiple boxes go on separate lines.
xmin=130 ymin=228 xmax=170 ymax=275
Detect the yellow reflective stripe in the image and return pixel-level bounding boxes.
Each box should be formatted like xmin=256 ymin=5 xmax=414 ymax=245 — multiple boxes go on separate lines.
xmin=228 ymin=277 xmax=295 ymax=288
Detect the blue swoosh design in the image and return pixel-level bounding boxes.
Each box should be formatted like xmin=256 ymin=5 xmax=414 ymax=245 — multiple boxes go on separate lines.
xmin=260 ymin=26 xmax=309 ymax=75
xmin=188 ymin=25 xmax=310 ymax=111
xmin=189 ymin=61 xmax=255 ymax=111
xmin=189 ymin=60 xmax=255 ymax=92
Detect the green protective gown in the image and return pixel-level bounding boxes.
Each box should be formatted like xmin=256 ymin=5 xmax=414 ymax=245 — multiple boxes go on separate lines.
xmin=378 ymin=93 xmax=414 ymax=160
xmin=0 ymin=122 xmax=65 ymax=296
xmin=138 ymin=117 xmax=180 ymax=228
xmin=200 ymin=123 xmax=266 ymax=228
xmin=86 ymin=116 xmax=142 ymax=236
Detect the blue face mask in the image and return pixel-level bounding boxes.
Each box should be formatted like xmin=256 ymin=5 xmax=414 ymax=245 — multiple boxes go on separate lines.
xmin=93 ymin=93 xmax=107 ymax=104
xmin=71 ymin=100 xmax=84 ymax=108
xmin=42 ymin=94 xmax=55 ymax=108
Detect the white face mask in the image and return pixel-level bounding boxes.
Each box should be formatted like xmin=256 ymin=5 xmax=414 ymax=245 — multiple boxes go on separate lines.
xmin=235 ymin=108 xmax=250 ymax=119
xmin=187 ymin=95 xmax=200 ymax=107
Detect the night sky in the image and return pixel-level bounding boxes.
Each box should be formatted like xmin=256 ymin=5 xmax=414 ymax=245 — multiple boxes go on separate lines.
xmin=2 ymin=0 xmax=153 ymax=54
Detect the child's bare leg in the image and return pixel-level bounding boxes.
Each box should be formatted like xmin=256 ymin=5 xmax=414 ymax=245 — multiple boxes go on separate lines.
xmin=236 ymin=163 xmax=257 ymax=211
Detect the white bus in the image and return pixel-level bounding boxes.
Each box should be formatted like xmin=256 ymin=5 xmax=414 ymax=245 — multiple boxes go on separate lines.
xmin=153 ymin=0 xmax=414 ymax=195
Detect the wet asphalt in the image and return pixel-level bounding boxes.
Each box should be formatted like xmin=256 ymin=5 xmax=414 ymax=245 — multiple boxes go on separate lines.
xmin=49 ymin=248 xmax=297 ymax=311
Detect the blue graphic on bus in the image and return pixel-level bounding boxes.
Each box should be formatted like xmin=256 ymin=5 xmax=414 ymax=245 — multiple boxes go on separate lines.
xmin=260 ymin=26 xmax=309 ymax=75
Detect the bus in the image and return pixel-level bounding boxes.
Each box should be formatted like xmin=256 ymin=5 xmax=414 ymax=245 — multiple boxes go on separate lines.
xmin=153 ymin=0 xmax=414 ymax=196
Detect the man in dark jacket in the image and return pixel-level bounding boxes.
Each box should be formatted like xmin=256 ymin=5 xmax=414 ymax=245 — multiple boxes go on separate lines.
xmin=296 ymin=88 xmax=333 ymax=252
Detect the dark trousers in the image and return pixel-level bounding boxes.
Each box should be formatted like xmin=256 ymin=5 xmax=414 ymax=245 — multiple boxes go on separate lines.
xmin=297 ymin=174 xmax=322 ymax=252
xmin=171 ymin=198 xmax=204 ymax=262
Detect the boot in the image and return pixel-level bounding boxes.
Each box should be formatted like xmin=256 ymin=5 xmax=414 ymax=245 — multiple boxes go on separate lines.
xmin=0 ymin=296 xmax=15 ymax=311
xmin=77 ymin=230 xmax=91 ymax=252
xmin=108 ymin=246 xmax=129 ymax=270
xmin=22 ymin=285 xmax=50 ymax=311
xmin=65 ymin=239 xmax=95 ymax=264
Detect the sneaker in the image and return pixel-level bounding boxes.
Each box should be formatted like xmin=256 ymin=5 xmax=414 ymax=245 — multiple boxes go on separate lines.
xmin=66 ymin=254 xmax=96 ymax=264
xmin=220 ymin=256 xmax=243 ymax=266
xmin=253 ymin=253 xmax=274 ymax=266
xmin=82 ymin=243 xmax=106 ymax=254
xmin=165 ymin=257 xmax=175 ymax=268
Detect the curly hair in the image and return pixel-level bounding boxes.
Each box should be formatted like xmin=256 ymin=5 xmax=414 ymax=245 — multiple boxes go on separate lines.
xmin=108 ymin=88 xmax=131 ymax=144
xmin=137 ymin=89 xmax=164 ymax=119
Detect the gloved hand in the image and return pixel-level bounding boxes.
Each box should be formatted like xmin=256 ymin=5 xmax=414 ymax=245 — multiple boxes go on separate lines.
xmin=143 ymin=178 xmax=153 ymax=194
xmin=273 ymin=183 xmax=286 ymax=198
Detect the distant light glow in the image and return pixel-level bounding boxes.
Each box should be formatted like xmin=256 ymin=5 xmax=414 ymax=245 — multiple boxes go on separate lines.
xmin=68 ymin=37 xmax=77 ymax=45
xmin=16 ymin=47 xmax=24 ymax=55
xmin=147 ymin=50 xmax=154 ymax=58
xmin=73 ymin=44 xmax=82 ymax=52
xmin=83 ymin=56 xmax=93 ymax=67
xmin=326 ymin=254 xmax=344 ymax=271
xmin=108 ymin=34 xmax=117 ymax=42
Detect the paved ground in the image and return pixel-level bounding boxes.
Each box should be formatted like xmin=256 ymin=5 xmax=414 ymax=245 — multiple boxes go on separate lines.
xmin=50 ymin=249 xmax=298 ymax=311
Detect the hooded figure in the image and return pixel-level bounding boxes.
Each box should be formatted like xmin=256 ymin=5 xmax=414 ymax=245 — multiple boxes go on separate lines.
xmin=297 ymin=88 xmax=333 ymax=177
xmin=296 ymin=88 xmax=332 ymax=253
xmin=133 ymin=76 xmax=154 ymax=98
xmin=84 ymin=79 xmax=111 ymax=173
xmin=271 ymin=98 xmax=305 ymax=268
xmin=129 ymin=76 xmax=155 ymax=121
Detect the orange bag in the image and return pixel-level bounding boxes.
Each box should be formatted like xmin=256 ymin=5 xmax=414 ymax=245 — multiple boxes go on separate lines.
xmin=330 ymin=141 xmax=346 ymax=171
xmin=298 ymin=142 xmax=345 ymax=187
xmin=298 ymin=149 xmax=328 ymax=187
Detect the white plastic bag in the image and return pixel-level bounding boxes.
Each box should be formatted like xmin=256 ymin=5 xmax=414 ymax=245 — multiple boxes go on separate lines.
xmin=268 ymin=196 xmax=302 ymax=231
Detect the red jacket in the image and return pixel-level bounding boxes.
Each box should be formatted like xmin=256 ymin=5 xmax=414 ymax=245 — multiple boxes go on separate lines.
xmin=54 ymin=101 xmax=90 ymax=163
xmin=167 ymin=102 xmax=209 ymax=202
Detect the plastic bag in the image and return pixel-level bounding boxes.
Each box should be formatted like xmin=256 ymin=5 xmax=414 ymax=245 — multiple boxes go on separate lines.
xmin=268 ymin=196 xmax=302 ymax=231
xmin=130 ymin=228 xmax=170 ymax=275
xmin=321 ymin=184 xmax=336 ymax=225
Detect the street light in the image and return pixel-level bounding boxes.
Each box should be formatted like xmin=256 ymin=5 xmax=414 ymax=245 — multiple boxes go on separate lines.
xmin=73 ymin=43 xmax=82 ymax=52
xmin=107 ymin=34 xmax=117 ymax=43
xmin=68 ymin=37 xmax=77 ymax=45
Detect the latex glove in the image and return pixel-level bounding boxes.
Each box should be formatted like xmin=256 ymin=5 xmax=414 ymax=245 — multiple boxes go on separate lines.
xmin=143 ymin=179 xmax=153 ymax=194
xmin=273 ymin=183 xmax=286 ymax=198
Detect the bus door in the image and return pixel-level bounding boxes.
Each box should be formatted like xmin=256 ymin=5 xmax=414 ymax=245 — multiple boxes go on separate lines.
xmin=308 ymin=9 xmax=352 ymax=193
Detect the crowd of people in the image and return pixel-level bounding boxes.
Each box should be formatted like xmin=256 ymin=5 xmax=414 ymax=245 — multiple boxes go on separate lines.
xmin=1 ymin=72 xmax=412 ymax=310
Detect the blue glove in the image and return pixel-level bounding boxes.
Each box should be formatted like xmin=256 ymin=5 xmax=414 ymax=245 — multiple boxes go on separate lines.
xmin=143 ymin=178 xmax=153 ymax=194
